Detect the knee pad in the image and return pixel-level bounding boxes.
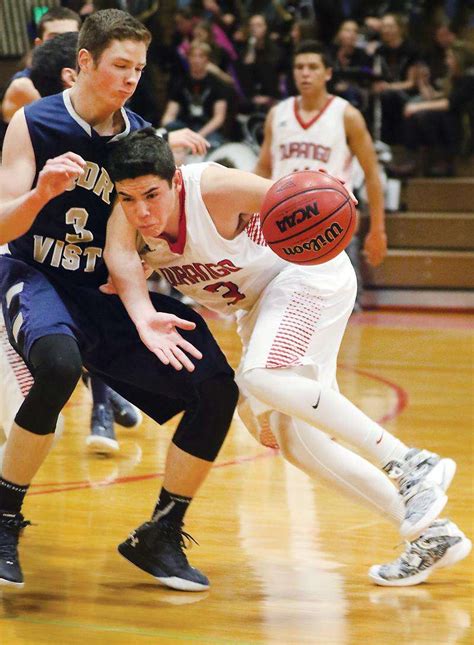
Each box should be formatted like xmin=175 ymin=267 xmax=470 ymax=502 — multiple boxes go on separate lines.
xmin=15 ymin=334 xmax=82 ymax=435
xmin=172 ymin=374 xmax=239 ymax=461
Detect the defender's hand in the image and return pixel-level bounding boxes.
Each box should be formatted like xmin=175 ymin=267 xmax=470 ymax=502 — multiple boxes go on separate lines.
xmin=168 ymin=129 xmax=210 ymax=156
xmin=136 ymin=313 xmax=203 ymax=372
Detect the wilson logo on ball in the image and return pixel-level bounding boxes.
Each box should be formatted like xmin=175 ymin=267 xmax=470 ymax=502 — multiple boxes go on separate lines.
xmin=260 ymin=170 xmax=356 ymax=266
xmin=282 ymin=222 xmax=344 ymax=256
xmin=275 ymin=201 xmax=320 ymax=233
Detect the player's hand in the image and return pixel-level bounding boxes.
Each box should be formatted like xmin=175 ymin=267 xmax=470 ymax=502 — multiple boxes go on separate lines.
xmin=35 ymin=152 xmax=86 ymax=202
xmin=168 ymin=129 xmax=210 ymax=156
xmin=317 ymin=167 xmax=358 ymax=206
xmin=364 ymin=228 xmax=387 ymax=266
xmin=136 ymin=313 xmax=203 ymax=372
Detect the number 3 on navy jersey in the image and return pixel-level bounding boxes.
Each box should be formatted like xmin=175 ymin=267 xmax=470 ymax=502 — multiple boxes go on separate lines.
xmin=65 ymin=208 xmax=94 ymax=243
xmin=203 ymin=281 xmax=245 ymax=305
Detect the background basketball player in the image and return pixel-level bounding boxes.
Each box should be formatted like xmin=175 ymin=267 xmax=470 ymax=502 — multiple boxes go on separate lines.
xmin=255 ymin=40 xmax=387 ymax=306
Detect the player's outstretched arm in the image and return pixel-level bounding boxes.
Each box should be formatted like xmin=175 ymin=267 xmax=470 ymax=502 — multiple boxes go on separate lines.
xmin=0 ymin=109 xmax=86 ymax=245
xmin=103 ymin=204 xmax=202 ymax=372
xmin=344 ymin=105 xmax=387 ymax=267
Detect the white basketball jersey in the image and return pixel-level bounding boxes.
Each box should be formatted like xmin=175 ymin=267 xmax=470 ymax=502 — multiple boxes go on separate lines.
xmin=271 ymin=95 xmax=354 ymax=189
xmin=139 ymin=163 xmax=287 ymax=317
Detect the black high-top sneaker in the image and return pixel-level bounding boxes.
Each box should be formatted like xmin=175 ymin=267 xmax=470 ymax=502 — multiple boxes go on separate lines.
xmin=0 ymin=511 xmax=31 ymax=587
xmin=118 ymin=519 xmax=209 ymax=592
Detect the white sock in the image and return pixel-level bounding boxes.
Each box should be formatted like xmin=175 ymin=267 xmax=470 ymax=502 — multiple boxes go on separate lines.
xmin=242 ymin=368 xmax=409 ymax=468
xmin=269 ymin=412 xmax=405 ymax=527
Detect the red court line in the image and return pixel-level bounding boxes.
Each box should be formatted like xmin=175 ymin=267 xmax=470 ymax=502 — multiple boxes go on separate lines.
xmin=30 ymin=366 xmax=408 ymax=495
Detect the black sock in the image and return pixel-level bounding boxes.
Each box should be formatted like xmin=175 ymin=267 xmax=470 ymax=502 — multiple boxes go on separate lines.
xmin=152 ymin=487 xmax=192 ymax=525
xmin=0 ymin=477 xmax=29 ymax=514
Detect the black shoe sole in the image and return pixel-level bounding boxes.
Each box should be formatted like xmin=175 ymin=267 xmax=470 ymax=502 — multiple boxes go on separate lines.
xmin=117 ymin=542 xmax=209 ymax=592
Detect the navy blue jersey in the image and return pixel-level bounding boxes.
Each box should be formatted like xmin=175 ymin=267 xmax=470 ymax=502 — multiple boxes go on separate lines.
xmin=11 ymin=68 xmax=32 ymax=82
xmin=8 ymin=89 xmax=149 ymax=288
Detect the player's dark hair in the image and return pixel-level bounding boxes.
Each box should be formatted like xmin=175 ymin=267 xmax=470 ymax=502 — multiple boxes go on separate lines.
xmin=78 ymin=9 xmax=151 ymax=65
xmin=38 ymin=7 xmax=82 ymax=39
xmin=108 ymin=127 xmax=176 ymax=186
xmin=293 ymin=40 xmax=333 ymax=68
xmin=30 ymin=32 xmax=79 ymax=97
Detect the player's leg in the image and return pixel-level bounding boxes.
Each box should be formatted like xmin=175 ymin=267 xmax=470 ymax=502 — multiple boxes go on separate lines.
xmin=240 ymin=399 xmax=471 ymax=585
xmin=238 ymin=397 xmax=405 ymax=526
xmin=81 ymin=370 xmax=143 ymax=455
xmin=238 ymin=257 xmax=456 ymax=539
xmin=0 ymin=257 xmax=82 ymax=587
xmin=80 ymin=290 xmax=239 ymax=591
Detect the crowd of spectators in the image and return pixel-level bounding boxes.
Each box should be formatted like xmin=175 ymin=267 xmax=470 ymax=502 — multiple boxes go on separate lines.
xmin=1 ymin=0 xmax=473 ymax=176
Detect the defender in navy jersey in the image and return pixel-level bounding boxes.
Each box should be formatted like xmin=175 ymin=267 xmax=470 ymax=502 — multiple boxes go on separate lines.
xmin=0 ymin=9 xmax=237 ymax=593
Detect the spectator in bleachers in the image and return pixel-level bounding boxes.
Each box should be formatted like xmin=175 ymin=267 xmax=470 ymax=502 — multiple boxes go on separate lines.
xmin=329 ymin=19 xmax=374 ymax=116
xmin=241 ymin=0 xmax=291 ymax=36
xmin=191 ymin=0 xmax=245 ymax=37
xmin=192 ymin=19 xmax=238 ymax=86
xmin=371 ymin=13 xmax=420 ymax=144
xmin=422 ymin=22 xmax=458 ymax=91
xmin=161 ymin=41 xmax=229 ymax=148
xmin=233 ymin=13 xmax=284 ymax=113
xmin=388 ymin=42 xmax=474 ymax=177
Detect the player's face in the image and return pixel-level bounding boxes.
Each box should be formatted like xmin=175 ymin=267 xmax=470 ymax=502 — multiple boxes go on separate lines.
xmin=116 ymin=173 xmax=180 ymax=238
xmin=88 ymin=39 xmax=147 ymax=107
xmin=35 ymin=19 xmax=80 ymax=45
xmin=293 ymin=53 xmax=331 ymax=95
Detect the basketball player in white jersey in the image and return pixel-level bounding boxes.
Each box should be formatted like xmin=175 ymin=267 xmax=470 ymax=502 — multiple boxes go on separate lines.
xmin=101 ymin=129 xmax=471 ymax=587
xmin=255 ymin=40 xmax=387 ymax=270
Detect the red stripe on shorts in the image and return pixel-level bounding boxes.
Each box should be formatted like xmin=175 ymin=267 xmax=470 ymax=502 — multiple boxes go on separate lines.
xmin=0 ymin=320 xmax=34 ymax=397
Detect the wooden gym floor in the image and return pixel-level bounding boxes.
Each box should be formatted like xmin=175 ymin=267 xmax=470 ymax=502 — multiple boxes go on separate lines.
xmin=0 ymin=309 xmax=472 ymax=644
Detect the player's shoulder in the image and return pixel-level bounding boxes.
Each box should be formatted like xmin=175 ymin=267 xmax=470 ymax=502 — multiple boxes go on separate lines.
xmin=24 ymin=91 xmax=64 ymax=117
xmin=123 ymin=107 xmax=150 ymax=132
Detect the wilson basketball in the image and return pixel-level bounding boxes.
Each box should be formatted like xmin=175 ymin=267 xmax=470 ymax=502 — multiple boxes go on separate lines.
xmin=260 ymin=170 xmax=356 ymax=265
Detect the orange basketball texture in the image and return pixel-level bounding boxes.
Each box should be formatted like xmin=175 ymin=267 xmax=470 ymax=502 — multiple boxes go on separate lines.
xmin=260 ymin=170 xmax=356 ymax=265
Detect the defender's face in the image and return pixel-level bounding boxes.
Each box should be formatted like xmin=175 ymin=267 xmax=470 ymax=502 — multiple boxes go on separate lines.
xmin=116 ymin=174 xmax=179 ymax=239
xmin=86 ymin=39 xmax=147 ymax=106
xmin=293 ymin=53 xmax=331 ymax=94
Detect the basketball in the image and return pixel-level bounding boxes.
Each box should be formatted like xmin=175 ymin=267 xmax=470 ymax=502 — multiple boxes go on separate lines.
xmin=260 ymin=170 xmax=356 ymax=265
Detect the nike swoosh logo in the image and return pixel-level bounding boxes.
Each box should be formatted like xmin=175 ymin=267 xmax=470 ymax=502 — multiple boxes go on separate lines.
xmin=312 ymin=392 xmax=322 ymax=409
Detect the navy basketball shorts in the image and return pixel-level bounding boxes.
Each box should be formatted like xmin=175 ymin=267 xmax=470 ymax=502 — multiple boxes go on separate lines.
xmin=0 ymin=256 xmax=233 ymax=421
xmin=0 ymin=255 xmax=78 ymax=360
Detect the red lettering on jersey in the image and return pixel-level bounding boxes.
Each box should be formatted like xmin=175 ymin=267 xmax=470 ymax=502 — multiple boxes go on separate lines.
xmin=203 ymin=281 xmax=246 ymax=306
xmin=161 ymin=267 xmax=178 ymax=287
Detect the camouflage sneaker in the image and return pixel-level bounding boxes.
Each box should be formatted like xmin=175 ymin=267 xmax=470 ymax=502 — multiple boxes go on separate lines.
xmin=369 ymin=519 xmax=471 ymax=586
